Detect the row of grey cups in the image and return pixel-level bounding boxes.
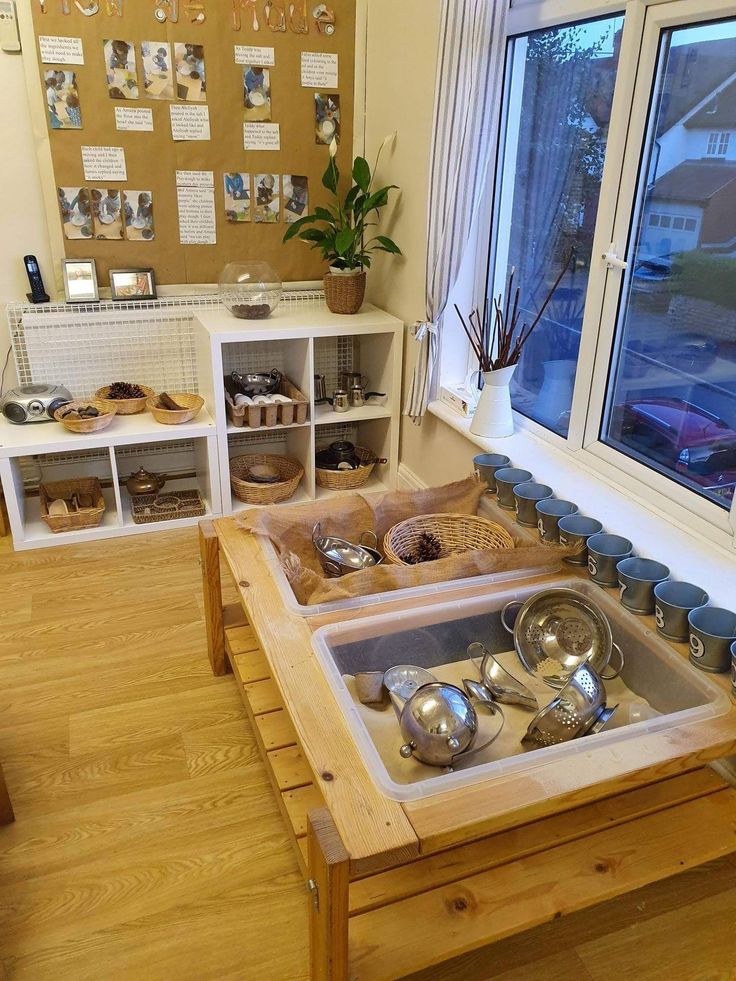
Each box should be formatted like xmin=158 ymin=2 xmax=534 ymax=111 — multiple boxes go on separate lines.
xmin=474 ymin=452 xmax=736 ymax=687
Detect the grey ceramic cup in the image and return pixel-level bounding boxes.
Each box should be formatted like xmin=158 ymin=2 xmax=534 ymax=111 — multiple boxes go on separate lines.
xmin=513 ymin=482 xmax=554 ymax=527
xmin=557 ymin=514 xmax=603 ymax=566
xmin=535 ymin=499 xmax=578 ymax=544
xmin=688 ymin=607 xmax=736 ymax=673
xmin=494 ymin=467 xmax=533 ymax=510
xmin=586 ymin=533 xmax=634 ymax=588
xmin=731 ymin=641 xmax=736 ymax=700
xmin=653 ymin=581 xmax=709 ymax=643
xmin=617 ymin=557 xmax=670 ymax=616
xmin=473 ymin=453 xmax=511 ymax=493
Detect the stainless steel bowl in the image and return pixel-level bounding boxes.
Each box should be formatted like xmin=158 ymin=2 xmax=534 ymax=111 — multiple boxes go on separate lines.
xmin=230 ymin=368 xmax=282 ymax=397
xmin=502 ymin=587 xmax=624 ymax=688
xmin=312 ymin=522 xmax=382 ymax=578
xmin=522 ymin=661 xmax=618 ymax=747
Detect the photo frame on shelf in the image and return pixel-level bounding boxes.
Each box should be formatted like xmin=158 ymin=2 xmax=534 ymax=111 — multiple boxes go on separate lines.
xmin=61 ymin=258 xmax=99 ymax=303
xmin=109 ymin=268 xmax=157 ymax=301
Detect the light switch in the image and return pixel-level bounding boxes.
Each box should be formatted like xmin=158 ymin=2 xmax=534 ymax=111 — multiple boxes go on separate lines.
xmin=0 ymin=1 xmax=20 ymax=53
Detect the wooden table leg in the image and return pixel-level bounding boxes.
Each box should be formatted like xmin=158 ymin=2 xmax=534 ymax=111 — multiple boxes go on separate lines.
xmin=199 ymin=520 xmax=229 ymax=677
xmin=308 ymin=808 xmax=349 ymax=980
xmin=0 ymin=761 xmax=14 ymax=825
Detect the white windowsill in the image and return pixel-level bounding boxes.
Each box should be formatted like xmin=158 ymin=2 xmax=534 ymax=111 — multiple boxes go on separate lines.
xmin=427 ymin=399 xmax=736 ymax=608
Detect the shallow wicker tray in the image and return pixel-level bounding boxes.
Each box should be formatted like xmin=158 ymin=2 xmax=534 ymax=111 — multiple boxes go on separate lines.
xmin=226 ymin=376 xmax=308 ymax=429
xmin=130 ymin=489 xmax=206 ymax=524
xmin=54 ymin=400 xmax=116 ymax=434
xmin=39 ymin=477 xmax=105 ymax=533
xmin=95 ymin=385 xmax=154 ymax=415
xmin=230 ymin=453 xmax=304 ymax=505
xmin=384 ymin=512 xmax=515 ymax=566
xmin=147 ymin=393 xmax=204 ymax=425
xmin=315 ymin=446 xmax=377 ymax=491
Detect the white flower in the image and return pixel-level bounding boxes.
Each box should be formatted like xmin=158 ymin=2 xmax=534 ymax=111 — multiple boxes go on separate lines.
xmin=380 ymin=131 xmax=397 ymax=154
xmin=329 ymin=137 xmax=338 ymax=158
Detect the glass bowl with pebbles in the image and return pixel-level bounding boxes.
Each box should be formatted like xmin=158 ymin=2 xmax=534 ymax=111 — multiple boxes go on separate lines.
xmin=219 ymin=260 xmax=283 ymax=320
xmin=95 ymin=381 xmax=154 ymax=415
xmin=54 ymin=399 xmax=116 ymax=434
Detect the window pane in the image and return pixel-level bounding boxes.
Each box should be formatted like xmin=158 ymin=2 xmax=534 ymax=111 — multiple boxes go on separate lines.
xmin=490 ymin=15 xmax=624 ymax=436
xmin=603 ymin=19 xmax=736 ymax=510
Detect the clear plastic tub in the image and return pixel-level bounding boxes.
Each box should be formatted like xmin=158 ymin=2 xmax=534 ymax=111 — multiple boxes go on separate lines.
xmin=311 ymin=578 xmax=731 ymax=801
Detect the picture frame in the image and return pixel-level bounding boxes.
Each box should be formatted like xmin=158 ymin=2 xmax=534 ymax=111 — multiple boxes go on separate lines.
xmin=61 ymin=258 xmax=99 ymax=303
xmin=109 ymin=267 xmax=157 ymax=301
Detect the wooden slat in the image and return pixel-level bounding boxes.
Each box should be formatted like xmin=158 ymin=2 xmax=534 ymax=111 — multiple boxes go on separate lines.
xmin=215 ymin=519 xmax=419 ymax=875
xmin=0 ymin=760 xmax=14 ymax=825
xmin=255 ymin=709 xmax=299 ymax=752
xmin=222 ymin=603 xmax=247 ymax=628
xmin=225 ymin=624 xmax=261 ymax=658
xmin=349 ymin=767 xmax=726 ymax=915
xmin=269 ymin=745 xmax=314 ymax=792
xmin=309 ymin=808 xmax=350 ymax=981
xmin=283 ymin=784 xmax=326 ymax=838
xmin=243 ymin=678 xmax=284 ymax=716
xmin=198 ymin=521 xmax=228 ymax=677
xmin=231 ymin=649 xmax=270 ymax=685
xmin=349 ymin=790 xmax=736 ymax=980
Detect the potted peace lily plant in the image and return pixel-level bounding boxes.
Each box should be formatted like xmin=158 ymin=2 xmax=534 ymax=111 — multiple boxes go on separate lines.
xmin=283 ymin=138 xmax=401 ymax=315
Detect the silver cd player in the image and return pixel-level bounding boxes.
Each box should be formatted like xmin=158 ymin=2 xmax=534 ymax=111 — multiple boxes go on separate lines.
xmin=1 ymin=384 xmax=73 ymax=424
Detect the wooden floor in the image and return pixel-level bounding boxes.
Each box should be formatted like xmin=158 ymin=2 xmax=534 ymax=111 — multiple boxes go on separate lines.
xmin=0 ymin=527 xmax=734 ymax=980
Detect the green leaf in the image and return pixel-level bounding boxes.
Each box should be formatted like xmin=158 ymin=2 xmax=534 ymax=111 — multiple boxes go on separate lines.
xmin=362 ymin=185 xmax=397 ymax=214
xmin=314 ymin=206 xmax=337 ymax=224
xmin=300 ymin=228 xmax=328 ymax=244
xmin=375 ymin=235 xmax=402 ymax=255
xmin=322 ymin=157 xmax=339 ymax=194
xmin=344 ymin=185 xmax=362 ymax=213
xmin=282 ymin=214 xmax=319 ymax=243
xmin=352 ymin=156 xmax=371 ymax=191
xmin=334 ymin=227 xmax=355 ymax=256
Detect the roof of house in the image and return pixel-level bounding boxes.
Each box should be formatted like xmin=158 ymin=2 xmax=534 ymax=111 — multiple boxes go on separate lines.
xmin=650 ymin=159 xmax=736 ymax=203
xmin=657 ymin=38 xmax=736 ymax=133
xmin=684 ymin=76 xmax=736 ymax=129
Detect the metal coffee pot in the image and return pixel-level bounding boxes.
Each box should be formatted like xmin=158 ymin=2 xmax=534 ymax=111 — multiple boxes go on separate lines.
xmin=349 ymin=384 xmax=387 ymax=409
xmin=125 ymin=467 xmax=166 ymax=496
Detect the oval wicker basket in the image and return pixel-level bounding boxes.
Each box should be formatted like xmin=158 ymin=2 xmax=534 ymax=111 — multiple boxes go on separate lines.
xmin=147 ymin=393 xmax=204 ymax=425
xmin=53 ymin=399 xmax=117 ymax=434
xmin=384 ymin=513 xmax=515 ymax=566
xmin=95 ymin=385 xmax=154 ymax=415
xmin=230 ymin=453 xmax=304 ymax=505
xmin=315 ymin=446 xmax=377 ymax=491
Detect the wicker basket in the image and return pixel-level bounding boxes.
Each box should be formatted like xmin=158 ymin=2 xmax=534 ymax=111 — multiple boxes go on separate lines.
xmin=314 ymin=446 xmax=377 ymax=491
xmin=230 ymin=453 xmax=304 ymax=504
xmin=95 ymin=385 xmax=154 ymax=415
xmin=54 ymin=400 xmax=116 ymax=434
xmin=147 ymin=393 xmax=205 ymax=425
xmin=225 ymin=376 xmax=309 ymax=429
xmin=323 ymin=271 xmax=366 ymax=315
xmin=130 ymin=489 xmax=206 ymax=524
xmin=39 ymin=477 xmax=106 ymax=533
xmin=384 ymin=513 xmax=515 ymax=566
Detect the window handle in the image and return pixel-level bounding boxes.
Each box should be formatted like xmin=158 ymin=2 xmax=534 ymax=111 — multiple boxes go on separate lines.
xmin=602 ymin=244 xmax=628 ymax=271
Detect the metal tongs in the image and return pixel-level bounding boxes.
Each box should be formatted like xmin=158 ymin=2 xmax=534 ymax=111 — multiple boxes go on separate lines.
xmin=265 ymin=0 xmax=286 ymax=31
xmin=288 ymin=0 xmax=309 ymax=33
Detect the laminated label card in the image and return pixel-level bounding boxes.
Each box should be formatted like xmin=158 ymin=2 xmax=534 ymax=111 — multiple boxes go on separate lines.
xmin=243 ymin=122 xmax=280 ymax=151
xmin=114 ymin=106 xmax=154 ymax=132
xmin=81 ymin=146 xmax=127 ymax=182
xmin=39 ymin=35 xmax=84 ymax=65
xmin=170 ymin=104 xmax=211 ymax=141
xmin=234 ymin=45 xmax=275 ymax=67
xmin=300 ymin=51 xmax=338 ymax=88
xmin=177 ymin=185 xmax=216 ymax=245
xmin=176 ymin=170 xmax=214 ymax=188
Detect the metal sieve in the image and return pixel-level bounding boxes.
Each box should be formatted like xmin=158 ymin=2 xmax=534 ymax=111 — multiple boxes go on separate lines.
xmin=522 ymin=661 xmax=618 ymax=747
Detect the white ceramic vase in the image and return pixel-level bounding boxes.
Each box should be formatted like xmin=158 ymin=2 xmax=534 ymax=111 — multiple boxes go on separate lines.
xmin=469 ymin=365 xmax=516 ymax=438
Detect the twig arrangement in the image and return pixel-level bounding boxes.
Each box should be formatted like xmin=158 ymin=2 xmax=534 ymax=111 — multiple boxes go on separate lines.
xmin=455 ymin=251 xmax=574 ymax=372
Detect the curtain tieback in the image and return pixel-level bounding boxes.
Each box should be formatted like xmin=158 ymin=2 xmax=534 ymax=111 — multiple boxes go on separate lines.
xmin=413 ymin=320 xmax=438 ymax=342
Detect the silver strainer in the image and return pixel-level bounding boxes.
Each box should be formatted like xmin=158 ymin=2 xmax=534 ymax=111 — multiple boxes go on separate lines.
xmin=522 ymin=661 xmax=618 ymax=747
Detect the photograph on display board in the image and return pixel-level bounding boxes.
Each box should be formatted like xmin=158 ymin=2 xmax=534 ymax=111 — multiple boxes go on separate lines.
xmin=254 ymin=174 xmax=280 ymax=223
xmin=123 ymin=190 xmax=155 ymax=240
xmin=91 ymin=188 xmax=124 ymax=240
xmin=243 ymin=66 xmax=271 ymax=122
xmin=174 ymin=44 xmax=206 ymax=102
xmin=44 ymin=70 xmax=82 ymax=130
xmin=104 ymin=39 xmax=139 ymax=100
xmin=283 ymin=175 xmax=308 ymax=223
xmin=58 ymin=187 xmax=93 ymax=240
xmin=141 ymin=41 xmax=174 ymax=100
xmin=224 ymin=173 xmax=251 ymax=222
xmin=315 ymin=93 xmax=340 ymax=145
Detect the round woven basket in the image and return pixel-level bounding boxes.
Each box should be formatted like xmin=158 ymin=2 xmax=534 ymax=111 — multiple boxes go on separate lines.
xmin=53 ymin=399 xmax=117 ymax=434
xmin=147 ymin=393 xmax=204 ymax=425
xmin=95 ymin=385 xmax=154 ymax=415
xmin=323 ymin=271 xmax=366 ymax=315
xmin=230 ymin=453 xmax=304 ymax=505
xmin=315 ymin=446 xmax=376 ymax=491
xmin=384 ymin=513 xmax=515 ymax=566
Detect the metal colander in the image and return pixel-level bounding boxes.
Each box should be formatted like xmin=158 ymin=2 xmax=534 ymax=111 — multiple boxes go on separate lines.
xmin=522 ymin=662 xmax=618 ymax=747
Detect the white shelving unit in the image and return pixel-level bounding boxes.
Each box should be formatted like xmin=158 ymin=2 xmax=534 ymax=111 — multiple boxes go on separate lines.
xmin=0 ymin=296 xmax=404 ymax=548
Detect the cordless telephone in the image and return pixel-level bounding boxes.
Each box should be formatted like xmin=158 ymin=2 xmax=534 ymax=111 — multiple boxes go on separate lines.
xmin=24 ymin=255 xmax=50 ymax=304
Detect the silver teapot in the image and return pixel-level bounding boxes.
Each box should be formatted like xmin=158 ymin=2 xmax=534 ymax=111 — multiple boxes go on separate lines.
xmin=396 ymin=682 xmax=504 ymax=768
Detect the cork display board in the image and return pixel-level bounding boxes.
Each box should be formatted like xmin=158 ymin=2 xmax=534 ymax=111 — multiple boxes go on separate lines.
xmin=27 ymin=1 xmax=356 ymax=285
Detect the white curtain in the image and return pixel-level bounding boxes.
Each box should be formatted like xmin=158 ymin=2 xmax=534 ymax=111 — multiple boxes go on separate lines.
xmin=404 ymin=0 xmax=508 ymax=423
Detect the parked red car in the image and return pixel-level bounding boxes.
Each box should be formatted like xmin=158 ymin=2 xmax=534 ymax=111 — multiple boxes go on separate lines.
xmin=612 ymin=397 xmax=736 ymax=495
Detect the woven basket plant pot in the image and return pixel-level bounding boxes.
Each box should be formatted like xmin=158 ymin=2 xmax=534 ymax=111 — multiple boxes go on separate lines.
xmin=323 ymin=271 xmax=367 ymax=315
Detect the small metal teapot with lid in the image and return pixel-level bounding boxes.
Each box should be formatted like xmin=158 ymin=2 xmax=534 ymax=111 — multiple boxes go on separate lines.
xmin=125 ymin=467 xmax=166 ymax=496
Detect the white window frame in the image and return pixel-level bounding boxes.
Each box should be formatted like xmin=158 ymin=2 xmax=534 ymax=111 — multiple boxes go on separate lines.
xmin=468 ymin=0 xmax=736 ymax=551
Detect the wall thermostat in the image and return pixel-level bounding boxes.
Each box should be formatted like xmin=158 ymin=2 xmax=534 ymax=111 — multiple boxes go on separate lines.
xmin=0 ymin=1 xmax=20 ymax=54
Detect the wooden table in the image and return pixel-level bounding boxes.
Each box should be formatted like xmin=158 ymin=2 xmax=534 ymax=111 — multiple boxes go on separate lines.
xmin=199 ymin=513 xmax=736 ymax=980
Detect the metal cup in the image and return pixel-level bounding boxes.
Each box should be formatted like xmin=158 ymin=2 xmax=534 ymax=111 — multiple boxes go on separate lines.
xmin=557 ymin=514 xmax=603 ymax=566
xmin=494 ymin=467 xmax=533 ymax=510
xmin=688 ymin=606 xmax=736 ymax=673
xmin=731 ymin=640 xmax=736 ymax=701
xmin=349 ymin=385 xmax=366 ymax=408
xmin=653 ymin=581 xmax=709 ymax=643
xmin=535 ymin=499 xmax=578 ymax=544
xmin=513 ymin=481 xmax=554 ymax=527
xmin=616 ymin=557 xmax=669 ymax=616
xmin=586 ymin=533 xmax=634 ymax=588
xmin=332 ymin=389 xmax=349 ymax=412
xmin=473 ymin=453 xmax=510 ymax=493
